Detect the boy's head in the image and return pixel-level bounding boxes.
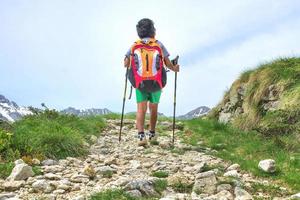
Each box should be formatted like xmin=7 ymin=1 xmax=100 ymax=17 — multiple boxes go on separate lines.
xmin=136 ymin=18 xmax=156 ymax=39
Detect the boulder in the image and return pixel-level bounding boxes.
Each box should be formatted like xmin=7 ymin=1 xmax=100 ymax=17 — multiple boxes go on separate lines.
xmin=41 ymin=159 xmax=58 ymax=166
xmin=234 ymin=187 xmax=253 ymax=200
xmin=193 ymin=171 xmax=217 ymax=195
xmin=258 ymin=159 xmax=276 ymax=173
xmin=6 ymin=163 xmax=34 ymax=181
xmin=124 ymin=179 xmax=159 ymax=197
xmin=226 ymin=163 xmax=240 ymax=172
xmin=3 ymin=181 xmax=25 ymax=191
xmin=290 ymin=193 xmax=300 ymax=199
xmin=224 ymin=170 xmax=240 ymax=178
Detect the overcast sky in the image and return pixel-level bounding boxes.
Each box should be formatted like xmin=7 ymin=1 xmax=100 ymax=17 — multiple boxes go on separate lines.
xmin=1 ymin=0 xmax=300 ymax=116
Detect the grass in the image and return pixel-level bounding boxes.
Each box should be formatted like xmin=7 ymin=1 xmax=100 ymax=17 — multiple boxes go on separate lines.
xmin=151 ymin=171 xmax=169 ymax=178
xmin=153 ymin=179 xmax=168 ymax=194
xmin=90 ymin=189 xmax=136 ymax=200
xmin=0 ymin=162 xmax=14 ymax=179
xmin=91 ymin=179 xmax=167 ymax=200
xmin=102 ymin=170 xmax=113 ymax=178
xmin=209 ymin=57 xmax=300 ymax=136
xmin=0 ymin=109 xmax=107 ymax=178
xmin=170 ymin=181 xmax=193 ymax=193
xmin=184 ymin=118 xmax=300 ymax=191
xmin=250 ymin=182 xmax=290 ymax=197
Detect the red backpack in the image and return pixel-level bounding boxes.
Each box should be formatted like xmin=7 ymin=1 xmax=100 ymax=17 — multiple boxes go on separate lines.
xmin=128 ymin=38 xmax=167 ymax=92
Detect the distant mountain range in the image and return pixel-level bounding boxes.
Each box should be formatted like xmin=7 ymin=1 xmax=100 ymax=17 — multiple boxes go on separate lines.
xmin=0 ymin=95 xmax=32 ymax=122
xmin=0 ymin=95 xmax=112 ymax=122
xmin=0 ymin=94 xmax=209 ymax=122
xmin=177 ymin=106 xmax=211 ymax=120
xmin=61 ymin=107 xmax=112 ymax=116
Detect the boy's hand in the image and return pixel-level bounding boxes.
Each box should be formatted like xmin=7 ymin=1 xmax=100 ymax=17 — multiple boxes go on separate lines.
xmin=124 ymin=57 xmax=130 ymax=68
xmin=173 ymin=64 xmax=180 ymax=72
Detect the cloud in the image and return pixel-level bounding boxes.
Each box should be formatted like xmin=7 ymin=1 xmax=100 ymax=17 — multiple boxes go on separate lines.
xmin=0 ymin=0 xmax=300 ymax=116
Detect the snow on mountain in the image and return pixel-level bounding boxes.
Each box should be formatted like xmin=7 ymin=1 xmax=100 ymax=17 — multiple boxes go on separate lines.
xmin=0 ymin=95 xmax=32 ymax=122
xmin=61 ymin=107 xmax=112 ymax=116
xmin=178 ymin=106 xmax=211 ymax=120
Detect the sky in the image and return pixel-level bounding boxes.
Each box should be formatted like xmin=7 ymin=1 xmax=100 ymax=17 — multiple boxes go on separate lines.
xmin=0 ymin=0 xmax=300 ymax=116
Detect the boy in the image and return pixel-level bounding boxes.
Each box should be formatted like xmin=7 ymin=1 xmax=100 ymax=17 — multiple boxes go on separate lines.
xmin=124 ymin=18 xmax=179 ymax=145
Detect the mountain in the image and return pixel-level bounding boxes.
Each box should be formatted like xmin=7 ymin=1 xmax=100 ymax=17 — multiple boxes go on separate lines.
xmin=61 ymin=107 xmax=112 ymax=116
xmin=178 ymin=106 xmax=211 ymax=119
xmin=0 ymin=95 xmax=32 ymax=122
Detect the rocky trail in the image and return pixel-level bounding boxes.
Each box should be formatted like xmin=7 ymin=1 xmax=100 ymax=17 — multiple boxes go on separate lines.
xmin=0 ymin=119 xmax=298 ymax=200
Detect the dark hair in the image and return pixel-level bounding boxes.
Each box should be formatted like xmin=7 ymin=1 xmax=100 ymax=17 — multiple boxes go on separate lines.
xmin=136 ymin=18 xmax=156 ymax=38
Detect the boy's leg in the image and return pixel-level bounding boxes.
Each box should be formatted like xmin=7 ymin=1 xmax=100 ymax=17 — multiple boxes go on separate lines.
xmin=136 ymin=101 xmax=147 ymax=132
xmin=149 ymin=103 xmax=158 ymax=131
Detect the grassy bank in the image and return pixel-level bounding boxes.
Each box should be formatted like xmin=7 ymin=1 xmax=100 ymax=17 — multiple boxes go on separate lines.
xmin=0 ymin=110 xmax=106 ymax=178
xmin=183 ymin=118 xmax=300 ymax=191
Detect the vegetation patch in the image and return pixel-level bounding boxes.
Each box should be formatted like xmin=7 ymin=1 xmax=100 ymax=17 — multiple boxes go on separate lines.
xmin=0 ymin=162 xmax=14 ymax=179
xmin=90 ymin=189 xmax=136 ymax=200
xmin=184 ymin=118 xmax=300 ymax=191
xmin=153 ymin=179 xmax=168 ymax=194
xmin=170 ymin=180 xmax=193 ymax=193
xmin=0 ymin=109 xmax=107 ymax=178
xmin=151 ymin=170 xmax=169 ymax=178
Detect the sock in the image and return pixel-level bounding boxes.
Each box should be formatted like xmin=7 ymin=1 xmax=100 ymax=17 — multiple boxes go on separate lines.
xmin=138 ymin=132 xmax=145 ymax=140
xmin=149 ymin=130 xmax=155 ymax=137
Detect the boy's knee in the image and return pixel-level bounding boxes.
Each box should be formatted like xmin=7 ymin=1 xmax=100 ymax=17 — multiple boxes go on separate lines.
xmin=149 ymin=103 xmax=158 ymax=113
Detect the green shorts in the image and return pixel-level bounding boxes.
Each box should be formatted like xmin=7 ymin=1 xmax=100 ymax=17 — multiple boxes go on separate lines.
xmin=136 ymin=89 xmax=162 ymax=104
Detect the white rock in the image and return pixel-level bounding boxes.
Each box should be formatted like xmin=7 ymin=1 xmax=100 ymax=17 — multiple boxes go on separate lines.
xmin=226 ymin=163 xmax=240 ymax=172
xmin=258 ymin=159 xmax=276 ymax=173
xmin=224 ymin=170 xmax=240 ymax=178
xmin=234 ymin=187 xmax=253 ymax=200
xmin=90 ymin=135 xmax=98 ymax=143
xmin=129 ymin=160 xmax=141 ymax=169
xmin=32 ymin=179 xmax=50 ymax=191
xmin=290 ymin=193 xmax=300 ymax=199
xmin=6 ymin=163 xmax=34 ymax=181
xmin=44 ymin=173 xmax=61 ymax=180
xmin=41 ymin=159 xmax=58 ymax=166
xmin=72 ymin=195 xmax=85 ymax=200
xmin=53 ymin=189 xmax=66 ymax=194
xmin=32 ymin=158 xmax=41 ymax=165
xmin=14 ymin=159 xmax=24 ymax=165
xmin=3 ymin=181 xmax=25 ymax=191
xmin=0 ymin=193 xmax=16 ymax=199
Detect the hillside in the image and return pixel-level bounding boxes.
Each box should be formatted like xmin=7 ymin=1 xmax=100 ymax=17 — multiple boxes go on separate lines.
xmin=209 ymin=57 xmax=300 ymax=138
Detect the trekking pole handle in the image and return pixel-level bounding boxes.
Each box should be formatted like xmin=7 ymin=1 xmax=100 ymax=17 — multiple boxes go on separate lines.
xmin=171 ymin=55 xmax=179 ymax=66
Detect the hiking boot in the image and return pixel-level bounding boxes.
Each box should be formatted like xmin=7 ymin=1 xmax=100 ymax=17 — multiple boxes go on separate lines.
xmin=138 ymin=132 xmax=147 ymax=146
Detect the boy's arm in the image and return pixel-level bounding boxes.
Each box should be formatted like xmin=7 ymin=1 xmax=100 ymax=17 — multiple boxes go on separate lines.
xmin=164 ymin=57 xmax=179 ymax=72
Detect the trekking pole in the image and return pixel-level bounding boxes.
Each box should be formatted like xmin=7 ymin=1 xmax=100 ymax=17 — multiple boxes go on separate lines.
xmin=172 ymin=56 xmax=179 ymax=146
xmin=119 ymin=67 xmax=129 ymax=142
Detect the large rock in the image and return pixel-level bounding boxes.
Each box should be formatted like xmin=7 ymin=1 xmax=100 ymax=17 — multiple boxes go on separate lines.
xmin=219 ymin=112 xmax=232 ymax=123
xmin=203 ymin=190 xmax=234 ymax=200
xmin=96 ymin=166 xmax=116 ymax=176
xmin=224 ymin=170 xmax=240 ymax=178
xmin=290 ymin=193 xmax=300 ymax=200
xmin=193 ymin=171 xmax=217 ymax=195
xmin=234 ymin=187 xmax=253 ymax=200
xmin=167 ymin=173 xmax=192 ymax=186
xmin=6 ymin=163 xmax=34 ymax=181
xmin=41 ymin=159 xmax=58 ymax=166
xmin=124 ymin=179 xmax=159 ymax=197
xmin=32 ymin=179 xmax=53 ymax=193
xmin=0 ymin=193 xmax=16 ymax=199
xmin=3 ymin=181 xmax=25 ymax=191
xmin=258 ymin=159 xmax=276 ymax=173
